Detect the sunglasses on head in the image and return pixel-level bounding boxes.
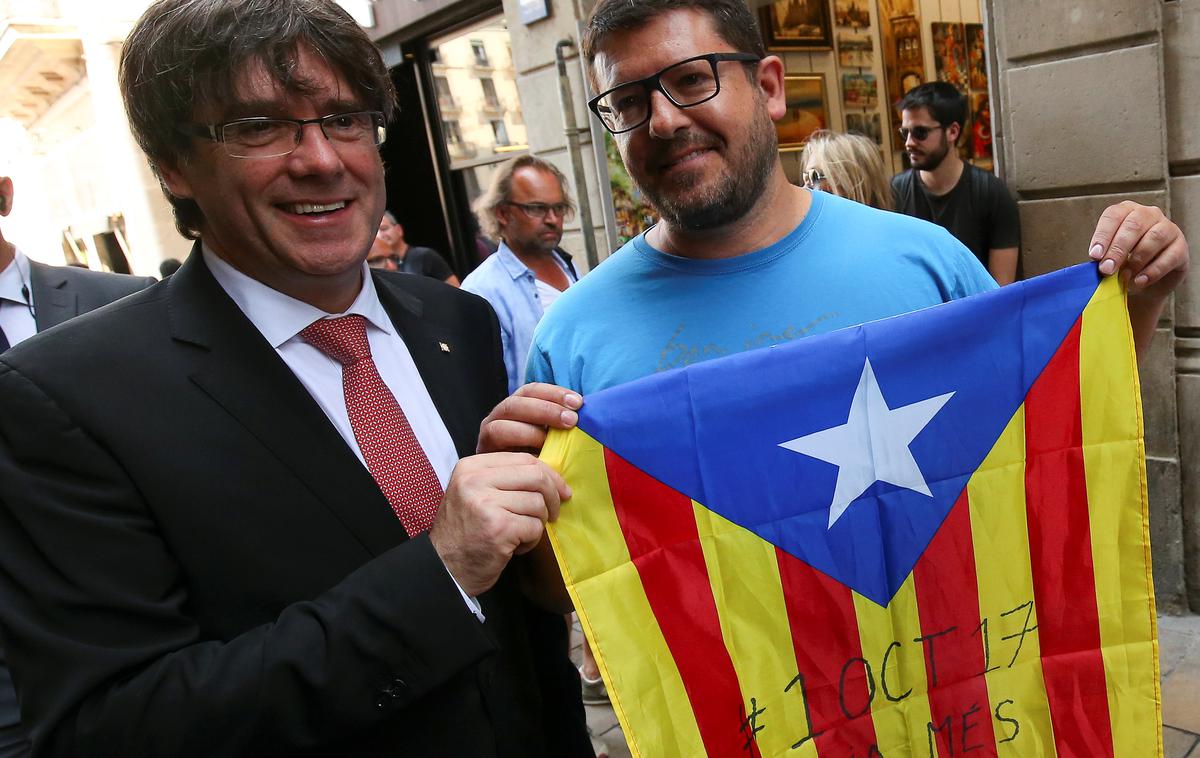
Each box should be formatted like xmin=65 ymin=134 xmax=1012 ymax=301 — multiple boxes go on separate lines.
xmin=898 ymin=124 xmax=945 ymax=141
xmin=802 ymin=169 xmax=827 ymax=189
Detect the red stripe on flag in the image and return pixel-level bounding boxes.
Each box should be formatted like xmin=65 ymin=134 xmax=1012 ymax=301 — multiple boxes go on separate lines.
xmin=1025 ymin=320 xmax=1115 ymax=757
xmin=604 ymin=449 xmax=758 ymax=757
xmin=912 ymin=491 xmax=998 ymax=757
xmin=776 ymin=548 xmax=880 ymax=755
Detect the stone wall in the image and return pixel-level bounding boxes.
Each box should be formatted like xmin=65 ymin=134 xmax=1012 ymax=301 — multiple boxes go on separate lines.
xmin=500 ymin=0 xmax=608 ymax=273
xmin=989 ymin=0 xmax=1198 ymax=611
xmin=1165 ymin=0 xmax=1200 ymax=612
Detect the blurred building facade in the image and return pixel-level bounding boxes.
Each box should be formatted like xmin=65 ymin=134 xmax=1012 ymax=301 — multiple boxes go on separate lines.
xmin=0 ymin=0 xmax=189 ymax=276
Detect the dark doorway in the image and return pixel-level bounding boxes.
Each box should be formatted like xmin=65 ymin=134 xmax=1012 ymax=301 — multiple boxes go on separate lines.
xmin=380 ymin=56 xmax=458 ymax=274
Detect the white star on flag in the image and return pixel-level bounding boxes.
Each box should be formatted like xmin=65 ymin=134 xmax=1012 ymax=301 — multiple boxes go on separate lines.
xmin=779 ymin=358 xmax=954 ymax=529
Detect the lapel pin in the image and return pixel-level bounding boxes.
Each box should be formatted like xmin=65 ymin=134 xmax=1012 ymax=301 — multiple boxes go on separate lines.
xmin=438 ymin=341 xmax=451 ymax=353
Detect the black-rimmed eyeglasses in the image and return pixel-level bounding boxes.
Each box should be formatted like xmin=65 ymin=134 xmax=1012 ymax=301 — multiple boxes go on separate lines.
xmin=179 ymin=111 xmax=386 ymax=159
xmin=587 ymin=52 xmax=762 ymax=135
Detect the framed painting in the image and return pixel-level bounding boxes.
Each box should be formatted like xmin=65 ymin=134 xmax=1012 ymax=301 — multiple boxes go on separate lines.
xmin=842 ymin=72 xmax=878 ymax=109
xmin=776 ymin=74 xmax=829 ymax=150
xmin=968 ymin=92 xmax=993 ymax=165
xmin=846 ymin=112 xmax=883 ymax=146
xmin=759 ymin=0 xmax=834 ymax=51
xmin=833 ymin=0 xmax=870 ymax=28
xmin=966 ymin=23 xmax=988 ymax=91
xmin=837 ymin=33 xmax=874 ymax=68
xmin=932 ymin=22 xmax=968 ymax=91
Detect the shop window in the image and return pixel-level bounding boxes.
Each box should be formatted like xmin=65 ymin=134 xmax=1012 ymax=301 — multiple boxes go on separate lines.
xmin=770 ymin=0 xmax=994 ymax=178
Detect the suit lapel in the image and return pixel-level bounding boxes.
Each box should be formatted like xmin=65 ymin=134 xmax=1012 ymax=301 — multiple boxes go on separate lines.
xmin=168 ymin=249 xmax=409 ymax=555
xmin=374 ymin=274 xmax=479 ymax=458
xmin=29 ymin=261 xmax=79 ymax=332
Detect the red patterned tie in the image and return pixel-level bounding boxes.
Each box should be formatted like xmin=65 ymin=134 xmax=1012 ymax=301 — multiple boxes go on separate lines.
xmin=301 ymin=315 xmax=442 ymax=535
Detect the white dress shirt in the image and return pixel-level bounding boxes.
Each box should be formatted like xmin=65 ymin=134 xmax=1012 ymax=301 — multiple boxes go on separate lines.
xmin=203 ymin=247 xmax=483 ymax=617
xmin=0 ymin=248 xmax=37 ymax=347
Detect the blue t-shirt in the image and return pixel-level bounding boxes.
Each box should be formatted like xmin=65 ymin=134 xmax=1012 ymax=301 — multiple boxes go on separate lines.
xmin=526 ymin=191 xmax=997 ymax=395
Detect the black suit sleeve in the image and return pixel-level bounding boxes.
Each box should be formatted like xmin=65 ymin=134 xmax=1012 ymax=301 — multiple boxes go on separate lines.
xmin=0 ymin=360 xmax=498 ymax=757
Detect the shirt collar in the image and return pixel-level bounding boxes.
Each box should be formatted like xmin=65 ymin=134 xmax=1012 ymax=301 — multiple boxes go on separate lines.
xmin=201 ymin=244 xmax=393 ymax=349
xmin=495 ymin=241 xmax=532 ymax=281
xmin=0 ymin=247 xmax=33 ymax=307
xmin=495 ymin=241 xmax=573 ymax=281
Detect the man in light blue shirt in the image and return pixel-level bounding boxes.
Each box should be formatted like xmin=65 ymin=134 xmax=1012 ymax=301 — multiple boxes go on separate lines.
xmin=463 ymin=156 xmax=579 ymax=394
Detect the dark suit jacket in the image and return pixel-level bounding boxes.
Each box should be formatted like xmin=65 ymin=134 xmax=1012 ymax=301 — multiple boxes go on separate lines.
xmin=26 ymin=260 xmax=155 ymax=333
xmin=0 ymin=260 xmax=154 ymax=757
xmin=0 ymin=251 xmax=576 ymax=757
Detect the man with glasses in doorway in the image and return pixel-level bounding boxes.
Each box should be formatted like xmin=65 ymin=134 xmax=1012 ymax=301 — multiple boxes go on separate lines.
xmin=892 ymin=81 xmax=1021 ymax=285
xmin=464 ymin=156 xmax=580 ymax=394
xmin=527 ymin=0 xmax=1187 ymax=399
xmin=0 ymin=0 xmax=593 ymax=755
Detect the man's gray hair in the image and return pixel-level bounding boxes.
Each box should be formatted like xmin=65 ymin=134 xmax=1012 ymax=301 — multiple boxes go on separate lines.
xmin=472 ymin=155 xmax=574 ymax=241
xmin=119 ymin=0 xmax=397 ymax=240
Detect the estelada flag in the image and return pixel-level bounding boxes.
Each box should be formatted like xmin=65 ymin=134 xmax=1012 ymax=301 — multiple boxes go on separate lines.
xmin=542 ymin=263 xmax=1161 ymax=758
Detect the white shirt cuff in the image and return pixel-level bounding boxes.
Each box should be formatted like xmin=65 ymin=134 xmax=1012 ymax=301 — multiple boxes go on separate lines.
xmin=445 ymin=565 xmax=486 ymax=623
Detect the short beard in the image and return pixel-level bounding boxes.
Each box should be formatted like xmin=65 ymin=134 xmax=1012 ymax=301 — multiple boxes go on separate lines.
xmin=642 ymin=105 xmax=778 ymax=232
xmin=912 ymin=137 xmax=951 ymax=171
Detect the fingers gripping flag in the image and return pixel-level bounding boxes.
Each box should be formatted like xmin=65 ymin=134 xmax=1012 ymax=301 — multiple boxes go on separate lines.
xmin=542 ymin=264 xmax=1161 ymax=758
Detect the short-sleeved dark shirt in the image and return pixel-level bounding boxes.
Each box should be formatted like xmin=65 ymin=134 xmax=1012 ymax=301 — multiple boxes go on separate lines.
xmin=891 ymin=163 xmax=1021 ymax=269
xmin=399 ymin=246 xmax=454 ymax=281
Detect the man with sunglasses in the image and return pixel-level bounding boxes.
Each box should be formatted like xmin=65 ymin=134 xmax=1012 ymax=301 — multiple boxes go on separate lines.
xmin=0 ymin=0 xmax=592 ymax=755
xmin=528 ymin=0 xmax=1186 ymax=398
xmin=464 ymin=156 xmax=580 ymax=394
xmin=892 ymin=82 xmax=1021 ymax=285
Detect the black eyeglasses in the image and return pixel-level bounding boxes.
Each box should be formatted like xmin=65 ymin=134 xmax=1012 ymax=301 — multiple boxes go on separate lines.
xmin=507 ymin=202 xmax=574 ymax=221
xmin=802 ymin=169 xmax=827 ymax=189
xmin=898 ymin=124 xmax=945 ymax=142
xmin=179 ymin=111 xmax=386 ymax=159
xmin=588 ymin=52 xmax=762 ymax=135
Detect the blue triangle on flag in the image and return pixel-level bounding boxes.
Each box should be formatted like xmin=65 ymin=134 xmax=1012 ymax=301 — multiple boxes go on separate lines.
xmin=578 ymin=263 xmax=1103 ymax=606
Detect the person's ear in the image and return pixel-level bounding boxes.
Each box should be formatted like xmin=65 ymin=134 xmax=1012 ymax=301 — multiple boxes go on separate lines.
xmin=0 ymin=176 xmax=13 ymax=216
xmin=157 ymin=160 xmax=195 ymax=200
xmin=757 ymin=55 xmax=788 ymax=122
xmin=495 ymin=202 xmax=512 ymax=230
xmin=947 ymin=121 xmax=963 ymax=146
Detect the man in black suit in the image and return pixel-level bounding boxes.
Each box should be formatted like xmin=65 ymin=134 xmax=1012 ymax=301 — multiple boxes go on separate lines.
xmin=0 ymin=175 xmax=156 ymax=348
xmin=0 ymin=173 xmax=155 ymax=757
xmin=0 ymin=1 xmax=586 ymax=755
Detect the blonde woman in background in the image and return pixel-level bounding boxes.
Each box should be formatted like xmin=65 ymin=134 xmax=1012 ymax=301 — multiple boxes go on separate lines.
xmin=801 ymin=130 xmax=895 ymax=211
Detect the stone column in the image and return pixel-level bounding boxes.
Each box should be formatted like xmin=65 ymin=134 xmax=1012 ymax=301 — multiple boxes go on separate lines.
xmin=987 ymin=1 xmax=1188 ymax=610
xmin=75 ymin=24 xmax=191 ymax=274
xmin=1165 ymin=0 xmax=1200 ymax=612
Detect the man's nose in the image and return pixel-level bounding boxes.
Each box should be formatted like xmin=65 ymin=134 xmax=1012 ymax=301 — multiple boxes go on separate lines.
xmin=646 ymin=89 xmax=692 ymax=140
xmin=287 ymin=122 xmax=344 ymax=173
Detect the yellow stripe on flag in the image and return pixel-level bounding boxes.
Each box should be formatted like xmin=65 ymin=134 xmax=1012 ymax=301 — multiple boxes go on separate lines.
xmin=852 ymin=577 xmax=935 ymax=756
xmin=692 ymin=503 xmax=818 ymax=758
xmin=1079 ymin=277 xmax=1162 ymax=757
xmin=543 ymin=428 xmax=706 ymax=758
xmin=967 ymin=405 xmax=1057 ymax=756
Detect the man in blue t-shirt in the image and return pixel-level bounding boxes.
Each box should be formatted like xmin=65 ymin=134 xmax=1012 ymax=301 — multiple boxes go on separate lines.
xmin=522 ymin=0 xmax=1188 ymax=399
